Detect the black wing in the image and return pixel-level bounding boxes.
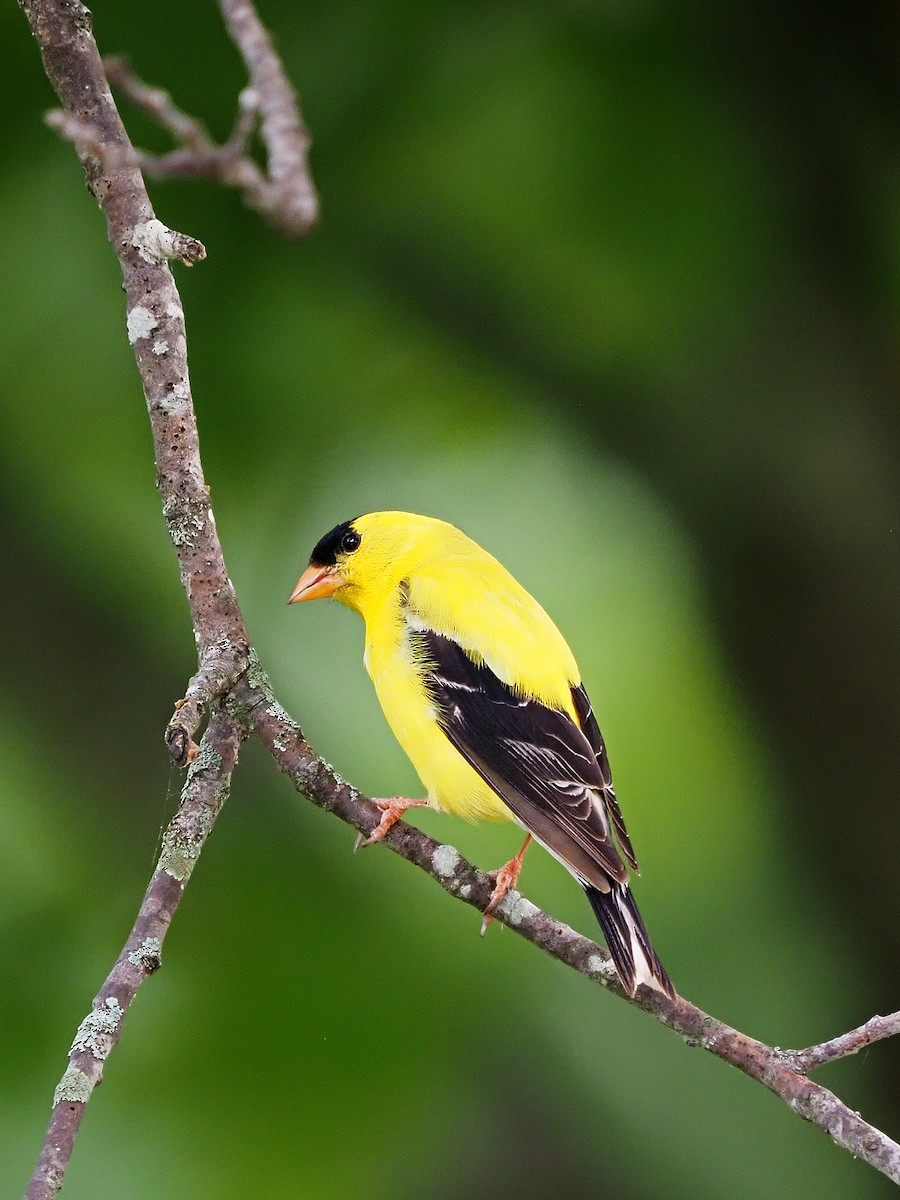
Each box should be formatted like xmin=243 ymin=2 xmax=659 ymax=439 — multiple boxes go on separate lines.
xmin=414 ymin=628 xmax=635 ymax=893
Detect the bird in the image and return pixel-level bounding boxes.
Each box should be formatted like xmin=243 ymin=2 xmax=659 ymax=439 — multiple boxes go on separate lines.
xmin=288 ymin=511 xmax=674 ymax=999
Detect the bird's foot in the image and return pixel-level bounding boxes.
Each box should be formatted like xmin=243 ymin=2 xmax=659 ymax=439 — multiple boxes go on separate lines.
xmin=480 ymin=835 xmax=532 ymax=936
xmin=354 ymin=797 xmax=430 ymax=851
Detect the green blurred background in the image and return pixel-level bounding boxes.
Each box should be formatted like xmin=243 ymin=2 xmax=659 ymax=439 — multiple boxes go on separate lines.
xmin=3 ymin=1 xmax=898 ymax=1196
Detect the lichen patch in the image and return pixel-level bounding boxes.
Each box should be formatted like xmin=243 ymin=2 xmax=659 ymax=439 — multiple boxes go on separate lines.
xmin=126 ymin=305 xmax=157 ymax=344
xmin=432 ymin=844 xmax=460 ymax=878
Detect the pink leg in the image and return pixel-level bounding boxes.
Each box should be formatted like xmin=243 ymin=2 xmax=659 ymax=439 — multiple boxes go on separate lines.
xmin=354 ymin=797 xmax=430 ymax=850
xmin=481 ymin=835 xmax=533 ymax=936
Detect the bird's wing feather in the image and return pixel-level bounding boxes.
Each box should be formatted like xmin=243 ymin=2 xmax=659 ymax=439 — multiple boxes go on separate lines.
xmin=413 ymin=627 xmax=633 ymax=892
xmin=570 ymin=683 xmax=638 ymax=871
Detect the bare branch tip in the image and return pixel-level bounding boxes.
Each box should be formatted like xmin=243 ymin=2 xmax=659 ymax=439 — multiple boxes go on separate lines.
xmin=132 ymin=219 xmax=206 ymax=266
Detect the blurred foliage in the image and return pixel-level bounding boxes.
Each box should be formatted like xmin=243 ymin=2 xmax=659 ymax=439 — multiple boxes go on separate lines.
xmin=2 ymin=1 xmax=898 ymax=1197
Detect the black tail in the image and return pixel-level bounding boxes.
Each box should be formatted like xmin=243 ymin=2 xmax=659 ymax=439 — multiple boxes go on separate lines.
xmin=584 ymin=882 xmax=675 ymax=999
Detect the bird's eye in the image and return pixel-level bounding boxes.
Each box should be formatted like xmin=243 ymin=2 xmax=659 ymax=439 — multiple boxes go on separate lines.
xmin=340 ymin=529 xmax=361 ymax=554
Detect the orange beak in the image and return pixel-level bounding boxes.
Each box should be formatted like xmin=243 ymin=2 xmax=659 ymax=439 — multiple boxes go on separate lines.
xmin=287 ymin=564 xmax=343 ymax=604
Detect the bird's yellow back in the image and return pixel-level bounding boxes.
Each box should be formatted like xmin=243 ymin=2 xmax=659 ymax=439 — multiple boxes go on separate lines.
xmin=340 ymin=513 xmax=580 ymax=702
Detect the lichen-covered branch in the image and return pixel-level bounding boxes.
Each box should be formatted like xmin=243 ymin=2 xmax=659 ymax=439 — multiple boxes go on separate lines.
xmin=20 ymin=0 xmax=251 ymax=694
xmin=18 ymin=1 xmax=253 ymax=1190
xmin=23 ymin=713 xmax=243 ymax=1200
xmin=237 ymin=671 xmax=900 ymax=1186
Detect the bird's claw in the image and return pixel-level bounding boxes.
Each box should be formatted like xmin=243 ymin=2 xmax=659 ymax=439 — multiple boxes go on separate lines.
xmin=480 ymin=835 xmax=531 ymax=936
xmin=353 ymin=797 xmax=428 ymax=852
xmin=480 ymin=866 xmax=517 ymax=936
xmin=480 ymin=903 xmax=502 ymax=938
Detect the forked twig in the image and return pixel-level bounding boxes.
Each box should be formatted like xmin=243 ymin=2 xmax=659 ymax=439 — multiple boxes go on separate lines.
xmin=102 ymin=0 xmax=318 ymax=239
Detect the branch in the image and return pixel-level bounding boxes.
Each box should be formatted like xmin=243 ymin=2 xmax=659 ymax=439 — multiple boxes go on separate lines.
xmin=166 ymin=634 xmax=251 ymax=767
xmin=232 ymin=671 xmax=900 ymax=1187
xmin=19 ymin=3 xmax=254 ymax=1187
xmin=102 ymin=0 xmax=319 ymax=239
xmin=24 ymin=712 xmax=243 ymax=1200
xmin=218 ymin=0 xmax=318 ymax=234
xmin=781 ymin=1011 xmax=900 ymax=1074
xmin=103 ymin=58 xmax=272 ymax=206
xmin=20 ymin=0 xmax=251 ymax=706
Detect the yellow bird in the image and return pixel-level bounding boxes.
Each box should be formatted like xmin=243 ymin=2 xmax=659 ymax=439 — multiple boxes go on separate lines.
xmin=289 ymin=511 xmax=674 ymax=999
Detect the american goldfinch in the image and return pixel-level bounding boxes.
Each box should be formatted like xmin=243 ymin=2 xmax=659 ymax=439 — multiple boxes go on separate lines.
xmin=289 ymin=512 xmax=674 ymax=999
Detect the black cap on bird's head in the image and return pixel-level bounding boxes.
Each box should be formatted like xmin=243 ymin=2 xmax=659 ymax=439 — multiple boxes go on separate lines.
xmin=308 ymin=518 xmax=362 ymax=567
xmin=288 ymin=516 xmax=362 ymax=603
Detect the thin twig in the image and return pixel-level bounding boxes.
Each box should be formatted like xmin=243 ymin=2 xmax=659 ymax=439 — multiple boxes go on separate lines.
xmin=104 ymin=55 xmax=269 ymax=196
xmin=104 ymin=56 xmax=212 ymax=151
xmin=781 ymin=1011 xmax=900 ymax=1074
xmin=218 ymin=0 xmax=318 ymax=234
xmin=23 ymin=713 xmax=243 ymax=1200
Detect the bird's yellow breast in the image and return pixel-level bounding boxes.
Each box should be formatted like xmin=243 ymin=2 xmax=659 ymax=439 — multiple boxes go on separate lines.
xmin=364 ymin=603 xmax=511 ymax=821
xmin=358 ymin=545 xmax=581 ymax=822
